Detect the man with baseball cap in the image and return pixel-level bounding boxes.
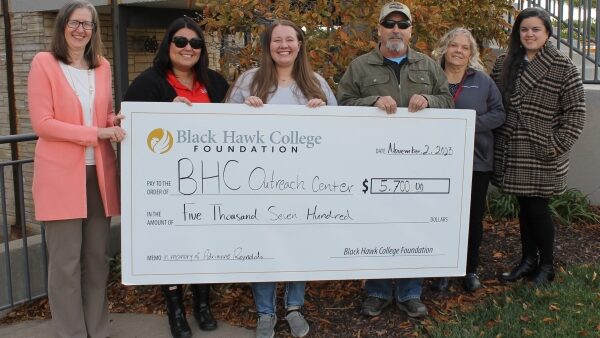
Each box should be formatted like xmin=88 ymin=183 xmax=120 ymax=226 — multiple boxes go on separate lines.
xmin=379 ymin=1 xmax=412 ymax=23
xmin=337 ymin=2 xmax=452 ymax=318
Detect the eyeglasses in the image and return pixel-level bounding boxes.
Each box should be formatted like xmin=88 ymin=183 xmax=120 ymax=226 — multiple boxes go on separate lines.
xmin=380 ymin=20 xmax=411 ymax=30
xmin=171 ymin=36 xmax=204 ymax=49
xmin=67 ymin=20 xmax=95 ymax=31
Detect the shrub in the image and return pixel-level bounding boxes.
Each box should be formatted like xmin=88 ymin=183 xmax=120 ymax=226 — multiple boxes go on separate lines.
xmin=549 ymin=188 xmax=600 ymax=225
xmin=487 ymin=189 xmax=520 ymax=219
xmin=486 ymin=188 xmax=600 ymax=225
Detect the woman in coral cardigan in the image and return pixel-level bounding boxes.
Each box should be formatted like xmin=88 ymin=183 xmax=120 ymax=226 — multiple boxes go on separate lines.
xmin=27 ymin=1 xmax=125 ymax=337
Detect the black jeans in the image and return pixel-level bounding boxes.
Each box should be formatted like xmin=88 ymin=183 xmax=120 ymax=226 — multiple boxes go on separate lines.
xmin=517 ymin=196 xmax=555 ymax=266
xmin=466 ymin=171 xmax=492 ymax=274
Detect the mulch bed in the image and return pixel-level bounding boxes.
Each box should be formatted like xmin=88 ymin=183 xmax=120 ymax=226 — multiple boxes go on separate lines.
xmin=2 ymin=218 xmax=600 ymax=337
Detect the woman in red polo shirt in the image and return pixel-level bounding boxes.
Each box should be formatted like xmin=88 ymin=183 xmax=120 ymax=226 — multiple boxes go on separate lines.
xmin=124 ymin=17 xmax=229 ymax=338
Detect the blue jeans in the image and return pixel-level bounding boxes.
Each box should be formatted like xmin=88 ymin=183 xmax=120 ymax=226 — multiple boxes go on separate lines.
xmin=252 ymin=281 xmax=306 ymax=316
xmin=365 ymin=278 xmax=423 ymax=302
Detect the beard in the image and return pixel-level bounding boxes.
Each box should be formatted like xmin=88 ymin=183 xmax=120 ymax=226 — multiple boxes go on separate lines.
xmin=385 ymin=35 xmax=406 ymax=53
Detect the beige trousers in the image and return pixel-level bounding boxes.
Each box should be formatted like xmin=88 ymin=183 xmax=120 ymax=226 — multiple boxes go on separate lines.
xmin=44 ymin=166 xmax=111 ymax=338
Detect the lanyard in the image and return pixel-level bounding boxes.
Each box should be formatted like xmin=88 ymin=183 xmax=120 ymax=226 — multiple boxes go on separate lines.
xmin=452 ymin=72 xmax=468 ymax=102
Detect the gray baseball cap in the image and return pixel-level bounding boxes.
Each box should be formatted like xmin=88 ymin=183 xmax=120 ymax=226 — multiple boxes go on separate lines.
xmin=379 ymin=2 xmax=412 ymax=22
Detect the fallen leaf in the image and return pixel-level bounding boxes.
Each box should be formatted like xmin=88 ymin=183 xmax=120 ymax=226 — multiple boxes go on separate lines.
xmin=520 ymin=315 xmax=530 ymax=322
xmin=542 ymin=317 xmax=554 ymax=323
xmin=486 ymin=320 xmax=498 ymax=329
xmin=523 ymin=328 xmax=535 ymax=336
xmin=592 ymin=271 xmax=597 ymax=282
xmin=398 ymin=321 xmax=412 ymax=329
xmin=549 ymin=304 xmax=560 ymax=311
xmin=493 ymin=251 xmax=504 ymax=258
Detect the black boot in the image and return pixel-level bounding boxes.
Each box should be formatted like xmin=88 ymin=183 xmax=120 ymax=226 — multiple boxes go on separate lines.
xmin=464 ymin=273 xmax=482 ymax=292
xmin=500 ymin=256 xmax=538 ymax=282
xmin=162 ymin=285 xmax=192 ymax=338
xmin=430 ymin=277 xmax=450 ymax=292
xmin=505 ymin=201 xmax=539 ymax=283
xmin=191 ymin=284 xmax=217 ymax=331
xmin=531 ymin=264 xmax=555 ymax=286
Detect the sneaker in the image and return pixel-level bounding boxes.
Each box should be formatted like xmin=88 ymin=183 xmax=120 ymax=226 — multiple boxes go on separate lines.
xmin=255 ymin=314 xmax=276 ymax=338
xmin=396 ymin=299 xmax=428 ymax=318
xmin=285 ymin=311 xmax=309 ymax=337
xmin=360 ymin=296 xmax=391 ymax=316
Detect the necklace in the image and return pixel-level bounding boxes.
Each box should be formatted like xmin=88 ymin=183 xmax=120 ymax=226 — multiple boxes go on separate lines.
xmin=278 ymin=78 xmax=295 ymax=87
xmin=65 ymin=65 xmax=94 ymax=98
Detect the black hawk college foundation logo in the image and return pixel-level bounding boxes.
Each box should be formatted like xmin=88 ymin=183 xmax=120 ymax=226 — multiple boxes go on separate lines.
xmin=146 ymin=128 xmax=174 ymax=154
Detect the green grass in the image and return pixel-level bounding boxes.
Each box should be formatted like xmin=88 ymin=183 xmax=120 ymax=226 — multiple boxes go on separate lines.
xmin=427 ymin=264 xmax=600 ymax=337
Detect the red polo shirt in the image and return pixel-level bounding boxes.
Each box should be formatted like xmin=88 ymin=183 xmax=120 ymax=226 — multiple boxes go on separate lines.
xmin=166 ymin=70 xmax=211 ymax=103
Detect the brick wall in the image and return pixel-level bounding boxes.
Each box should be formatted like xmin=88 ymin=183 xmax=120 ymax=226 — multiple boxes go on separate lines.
xmin=0 ymin=14 xmax=9 ymax=241
xmin=1 ymin=12 xmax=54 ymax=240
xmin=1 ymin=15 xmax=8 ymax=159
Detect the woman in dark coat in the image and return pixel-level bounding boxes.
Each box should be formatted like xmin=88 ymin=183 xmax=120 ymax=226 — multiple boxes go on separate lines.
xmin=124 ymin=17 xmax=228 ymax=338
xmin=491 ymin=7 xmax=586 ymax=286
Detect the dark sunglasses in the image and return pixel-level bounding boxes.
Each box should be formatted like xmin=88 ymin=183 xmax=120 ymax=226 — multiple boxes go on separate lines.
xmin=171 ymin=36 xmax=204 ymax=49
xmin=380 ymin=20 xmax=411 ymax=29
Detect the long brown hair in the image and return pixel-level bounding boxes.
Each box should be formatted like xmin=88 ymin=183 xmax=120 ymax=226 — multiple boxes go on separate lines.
xmin=50 ymin=0 xmax=104 ymax=68
xmin=499 ymin=7 xmax=552 ymax=98
xmin=251 ymin=20 xmax=327 ymax=103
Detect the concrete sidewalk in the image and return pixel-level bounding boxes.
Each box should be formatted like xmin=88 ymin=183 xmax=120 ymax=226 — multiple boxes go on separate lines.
xmin=0 ymin=313 xmax=254 ymax=338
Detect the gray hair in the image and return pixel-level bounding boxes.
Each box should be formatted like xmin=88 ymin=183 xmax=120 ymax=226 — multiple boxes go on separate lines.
xmin=432 ymin=27 xmax=484 ymax=72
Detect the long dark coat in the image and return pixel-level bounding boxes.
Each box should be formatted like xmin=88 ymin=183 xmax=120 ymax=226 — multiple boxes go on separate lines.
xmin=490 ymin=43 xmax=586 ymax=197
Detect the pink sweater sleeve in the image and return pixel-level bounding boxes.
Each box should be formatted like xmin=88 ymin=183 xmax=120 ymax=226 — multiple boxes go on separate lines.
xmin=28 ymin=53 xmax=98 ymax=146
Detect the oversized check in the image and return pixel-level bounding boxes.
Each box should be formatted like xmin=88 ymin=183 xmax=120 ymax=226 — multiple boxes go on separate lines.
xmin=120 ymin=102 xmax=475 ymax=285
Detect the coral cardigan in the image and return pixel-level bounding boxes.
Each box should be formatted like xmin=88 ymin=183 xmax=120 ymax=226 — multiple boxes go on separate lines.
xmin=28 ymin=52 xmax=120 ymax=221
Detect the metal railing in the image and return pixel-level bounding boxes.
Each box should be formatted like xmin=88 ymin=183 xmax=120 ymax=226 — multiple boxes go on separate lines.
xmin=0 ymin=133 xmax=47 ymax=311
xmin=514 ymin=0 xmax=600 ymax=83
